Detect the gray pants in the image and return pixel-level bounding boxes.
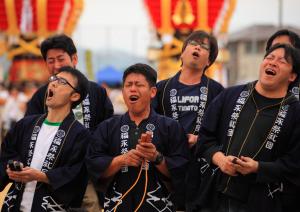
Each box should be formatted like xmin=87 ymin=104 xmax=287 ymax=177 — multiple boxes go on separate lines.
xmin=81 ymin=180 xmax=102 ymax=212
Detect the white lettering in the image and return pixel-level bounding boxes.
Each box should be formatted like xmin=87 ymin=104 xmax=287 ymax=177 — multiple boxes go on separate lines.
xmin=177 ymin=96 xmax=199 ymax=104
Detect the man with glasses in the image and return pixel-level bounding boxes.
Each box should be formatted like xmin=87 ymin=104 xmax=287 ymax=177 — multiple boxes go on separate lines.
xmin=0 ymin=66 xmax=90 ymax=211
xmin=153 ymin=30 xmax=223 ymax=149
xmin=265 ymin=29 xmax=300 ymax=212
xmin=49 ymin=75 xmax=79 ymax=91
xmin=152 ymin=30 xmax=224 ymax=208
xmin=266 ymin=29 xmax=300 ymax=100
xmin=26 ymin=34 xmax=114 ymax=131
xmin=25 ymin=34 xmax=114 ymax=211
xmin=194 ymin=44 xmax=300 ymax=212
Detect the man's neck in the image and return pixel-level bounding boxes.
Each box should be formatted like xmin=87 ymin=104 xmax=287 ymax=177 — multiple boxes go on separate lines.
xmin=179 ymin=67 xmax=204 ymax=85
xmin=129 ymin=107 xmax=151 ymax=126
xmin=47 ymin=107 xmax=70 ymax=123
xmin=255 ymin=82 xmax=287 ymax=98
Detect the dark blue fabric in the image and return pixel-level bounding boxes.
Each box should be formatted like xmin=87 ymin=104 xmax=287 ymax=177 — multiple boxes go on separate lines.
xmin=193 ymin=83 xmax=300 ymax=212
xmin=86 ymin=110 xmax=190 ymax=211
xmin=152 ymin=71 xmax=224 ymax=134
xmin=0 ymin=113 xmax=90 ymax=211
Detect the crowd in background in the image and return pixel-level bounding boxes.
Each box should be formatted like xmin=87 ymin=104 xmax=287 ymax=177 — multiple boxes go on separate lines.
xmin=0 ymin=82 xmax=39 ymax=141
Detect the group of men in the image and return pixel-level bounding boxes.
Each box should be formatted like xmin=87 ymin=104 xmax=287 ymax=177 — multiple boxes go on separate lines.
xmin=0 ymin=28 xmax=300 ymax=212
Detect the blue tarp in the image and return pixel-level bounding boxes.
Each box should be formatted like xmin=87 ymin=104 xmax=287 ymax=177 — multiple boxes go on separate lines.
xmin=96 ymin=66 xmax=123 ymax=85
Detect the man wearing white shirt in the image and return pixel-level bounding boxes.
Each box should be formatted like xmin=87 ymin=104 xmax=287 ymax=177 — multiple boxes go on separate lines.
xmin=0 ymin=66 xmax=90 ymax=211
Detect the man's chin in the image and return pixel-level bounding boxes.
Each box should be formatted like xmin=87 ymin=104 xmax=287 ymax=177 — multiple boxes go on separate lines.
xmin=259 ymin=81 xmax=281 ymax=91
xmin=45 ymin=101 xmax=55 ymax=108
xmin=128 ymin=109 xmax=145 ymax=116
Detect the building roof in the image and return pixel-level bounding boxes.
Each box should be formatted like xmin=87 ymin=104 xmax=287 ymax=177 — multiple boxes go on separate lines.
xmin=228 ymin=24 xmax=300 ymax=42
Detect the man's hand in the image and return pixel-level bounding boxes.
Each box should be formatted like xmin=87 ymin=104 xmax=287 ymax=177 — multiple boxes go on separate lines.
xmin=187 ymin=134 xmax=198 ymax=148
xmin=101 ymin=149 xmax=144 ymax=179
xmin=136 ymin=132 xmax=157 ymax=162
xmin=119 ymin=149 xmax=144 ymax=167
xmin=6 ymin=167 xmax=49 ymax=183
xmin=212 ymin=152 xmax=238 ymax=176
xmin=233 ymin=156 xmax=259 ymax=175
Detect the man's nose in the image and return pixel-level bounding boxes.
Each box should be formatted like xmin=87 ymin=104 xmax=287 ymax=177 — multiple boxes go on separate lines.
xmin=129 ymin=84 xmax=137 ymax=90
xmin=50 ymin=80 xmax=58 ymax=87
xmin=269 ymin=59 xmax=278 ymax=67
xmin=53 ymin=61 xmax=62 ymax=71
xmin=195 ymin=45 xmax=201 ymax=51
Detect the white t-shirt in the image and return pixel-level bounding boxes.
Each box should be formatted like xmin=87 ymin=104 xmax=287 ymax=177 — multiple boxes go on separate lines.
xmin=72 ymin=103 xmax=83 ymax=125
xmin=20 ymin=122 xmax=60 ymax=212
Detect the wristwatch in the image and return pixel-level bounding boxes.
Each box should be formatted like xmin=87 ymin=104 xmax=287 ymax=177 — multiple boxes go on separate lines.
xmin=153 ymin=151 xmax=164 ymax=165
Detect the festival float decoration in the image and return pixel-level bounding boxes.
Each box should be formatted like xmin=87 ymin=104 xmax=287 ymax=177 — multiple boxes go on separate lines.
xmin=0 ymin=0 xmax=83 ymax=82
xmin=144 ymin=0 xmax=236 ymax=85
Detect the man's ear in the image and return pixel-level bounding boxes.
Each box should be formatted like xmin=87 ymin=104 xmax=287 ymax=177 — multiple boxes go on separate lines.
xmin=150 ymin=87 xmax=157 ymax=99
xmin=71 ymin=54 xmax=78 ymax=67
xmin=70 ymin=92 xmax=80 ymax=103
xmin=289 ymin=72 xmax=297 ymax=83
xmin=207 ymin=59 xmax=211 ymax=67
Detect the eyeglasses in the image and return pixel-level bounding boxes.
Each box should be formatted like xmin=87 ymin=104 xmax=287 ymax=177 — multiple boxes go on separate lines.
xmin=188 ymin=40 xmax=210 ymax=51
xmin=49 ymin=75 xmax=78 ymax=92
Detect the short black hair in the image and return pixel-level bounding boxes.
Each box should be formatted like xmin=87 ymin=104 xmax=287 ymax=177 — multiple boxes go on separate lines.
xmin=122 ymin=63 xmax=157 ymax=87
xmin=266 ymin=29 xmax=300 ymax=51
xmin=265 ymin=43 xmax=300 ymax=77
xmin=41 ymin=34 xmax=77 ymax=60
xmin=181 ymin=30 xmax=218 ymax=70
xmin=58 ymin=66 xmax=89 ymax=109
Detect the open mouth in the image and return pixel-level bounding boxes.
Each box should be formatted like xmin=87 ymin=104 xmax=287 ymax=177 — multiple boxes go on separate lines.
xmin=48 ymin=89 xmax=54 ymax=98
xmin=192 ymin=51 xmax=199 ymax=57
xmin=265 ymin=68 xmax=276 ymax=76
xmin=129 ymin=95 xmax=139 ymax=102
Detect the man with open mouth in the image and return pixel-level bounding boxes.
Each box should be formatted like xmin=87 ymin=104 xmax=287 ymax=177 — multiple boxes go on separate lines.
xmin=0 ymin=66 xmax=90 ymax=211
xmin=24 ymin=34 xmax=114 ymax=211
xmin=153 ymin=30 xmax=224 ymax=149
xmin=25 ymin=34 xmax=114 ymax=131
xmin=152 ymin=30 xmax=224 ymax=210
xmin=264 ymin=29 xmax=300 ymax=212
xmin=266 ymin=29 xmax=300 ymax=101
xmin=193 ymin=44 xmax=300 ymax=212
xmin=86 ymin=63 xmax=189 ymax=212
